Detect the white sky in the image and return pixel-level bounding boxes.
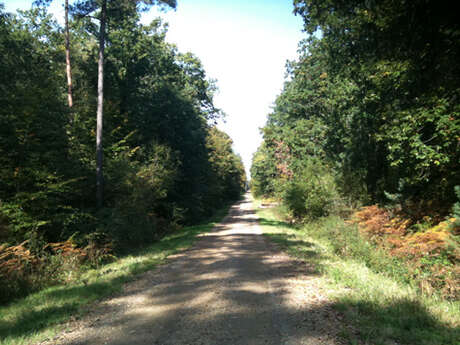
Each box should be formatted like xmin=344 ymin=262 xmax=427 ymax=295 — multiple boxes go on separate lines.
xmin=3 ymin=0 xmax=305 ymax=178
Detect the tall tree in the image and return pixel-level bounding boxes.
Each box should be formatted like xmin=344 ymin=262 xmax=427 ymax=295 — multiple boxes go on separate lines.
xmin=253 ymin=0 xmax=460 ymax=212
xmin=73 ymin=0 xmax=177 ymax=207
xmin=64 ymin=0 xmax=73 ymax=107
xmin=33 ymin=0 xmax=73 ymax=107
xmin=95 ymin=0 xmax=106 ymax=207
xmin=0 ymin=1 xmax=242 ymax=249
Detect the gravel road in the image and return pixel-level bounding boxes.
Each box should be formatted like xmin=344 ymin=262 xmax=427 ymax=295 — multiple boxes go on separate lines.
xmin=43 ymin=194 xmax=344 ymax=345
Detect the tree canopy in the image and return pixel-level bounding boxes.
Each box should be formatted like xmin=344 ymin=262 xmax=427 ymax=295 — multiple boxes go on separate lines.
xmin=252 ymin=0 xmax=459 ymax=218
xmin=0 ymin=1 xmax=245 ymax=259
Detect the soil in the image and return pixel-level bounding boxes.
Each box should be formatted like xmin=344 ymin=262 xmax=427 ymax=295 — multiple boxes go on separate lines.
xmin=38 ymin=194 xmax=345 ymax=345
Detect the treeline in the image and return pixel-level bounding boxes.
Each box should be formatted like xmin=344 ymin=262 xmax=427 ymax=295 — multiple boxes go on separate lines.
xmin=252 ymin=0 xmax=459 ymax=220
xmin=0 ymin=1 xmax=245 ymax=300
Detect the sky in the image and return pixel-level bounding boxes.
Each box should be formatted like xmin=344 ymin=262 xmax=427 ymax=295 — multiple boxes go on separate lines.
xmin=3 ymin=0 xmax=305 ymax=178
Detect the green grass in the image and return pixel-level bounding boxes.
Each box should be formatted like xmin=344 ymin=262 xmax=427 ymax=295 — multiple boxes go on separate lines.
xmin=254 ymin=200 xmax=460 ymax=345
xmin=0 ymin=205 xmax=230 ymax=345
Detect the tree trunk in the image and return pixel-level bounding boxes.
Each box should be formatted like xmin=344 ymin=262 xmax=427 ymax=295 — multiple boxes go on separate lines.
xmin=64 ymin=0 xmax=73 ymax=108
xmin=96 ymin=0 xmax=106 ymax=208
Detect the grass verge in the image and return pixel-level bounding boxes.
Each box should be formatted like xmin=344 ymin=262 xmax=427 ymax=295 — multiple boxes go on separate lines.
xmin=254 ymin=200 xmax=459 ymax=345
xmin=0 ymin=204 xmax=231 ymax=345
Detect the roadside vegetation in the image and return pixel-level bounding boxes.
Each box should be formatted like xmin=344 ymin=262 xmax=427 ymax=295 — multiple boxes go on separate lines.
xmin=251 ymin=0 xmax=459 ymax=303
xmin=0 ymin=205 xmax=230 ymax=345
xmin=255 ymin=202 xmax=459 ymax=345
xmin=251 ymin=1 xmax=459 ymax=343
xmin=0 ymin=1 xmax=246 ymax=305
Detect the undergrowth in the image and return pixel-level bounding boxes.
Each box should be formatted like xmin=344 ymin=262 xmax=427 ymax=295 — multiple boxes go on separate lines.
xmin=0 ymin=235 xmax=113 ymax=304
xmin=255 ymin=200 xmax=459 ymax=345
xmin=0 ymin=204 xmax=230 ymax=345
xmin=351 ymin=205 xmax=459 ymax=299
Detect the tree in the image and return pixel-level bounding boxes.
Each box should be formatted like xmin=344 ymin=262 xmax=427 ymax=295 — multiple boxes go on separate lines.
xmin=95 ymin=0 xmax=106 ymax=207
xmin=253 ymin=0 xmax=460 ymax=218
xmin=1 ymin=2 xmax=247 ymax=302
xmin=64 ymin=0 xmax=73 ymax=107
xmin=0 ymin=6 xmax=78 ymax=244
xmin=33 ymin=0 xmax=74 ymax=107
xmin=293 ymin=0 xmax=460 ymax=204
xmin=0 ymin=0 xmax=242 ymax=248
xmin=72 ymin=0 xmax=177 ymax=207
xmin=206 ymin=127 xmax=246 ymax=202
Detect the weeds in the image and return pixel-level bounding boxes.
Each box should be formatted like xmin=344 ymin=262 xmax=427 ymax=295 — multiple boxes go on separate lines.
xmin=0 ymin=236 xmax=113 ymax=304
xmin=255 ymin=201 xmax=460 ymax=345
xmin=351 ymin=205 xmax=459 ymax=299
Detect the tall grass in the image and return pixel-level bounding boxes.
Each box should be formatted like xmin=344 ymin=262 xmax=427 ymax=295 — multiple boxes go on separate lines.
xmin=255 ymin=202 xmax=460 ymax=345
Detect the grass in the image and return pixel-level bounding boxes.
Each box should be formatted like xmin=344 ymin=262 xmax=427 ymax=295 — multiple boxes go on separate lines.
xmin=0 ymin=205 xmax=230 ymax=345
xmin=254 ymin=200 xmax=460 ymax=345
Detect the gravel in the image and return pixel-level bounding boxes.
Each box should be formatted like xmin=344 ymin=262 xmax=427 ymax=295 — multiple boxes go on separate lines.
xmin=39 ymin=195 xmax=345 ymax=345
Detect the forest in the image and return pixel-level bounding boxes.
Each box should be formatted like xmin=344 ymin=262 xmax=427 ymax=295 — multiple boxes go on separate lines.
xmin=0 ymin=1 xmax=459 ymax=344
xmin=251 ymin=0 xmax=459 ymax=299
xmin=0 ymin=0 xmax=246 ymax=303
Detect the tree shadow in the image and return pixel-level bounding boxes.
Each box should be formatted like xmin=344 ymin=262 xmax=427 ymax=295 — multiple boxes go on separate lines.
xmin=256 ymin=215 xmax=323 ymax=268
xmin=0 ymin=213 xmax=224 ymax=341
xmin=38 ymin=230 xmax=341 ymax=345
xmin=2 ymin=199 xmax=458 ymax=345
xmin=0 ymin=304 xmax=79 ymax=339
xmin=258 ymin=217 xmax=291 ymax=228
xmin=335 ymin=298 xmax=459 ymax=344
xmin=253 ymin=206 xmax=459 ymax=344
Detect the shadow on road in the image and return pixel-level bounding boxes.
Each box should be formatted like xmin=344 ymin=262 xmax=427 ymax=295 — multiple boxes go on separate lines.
xmin=24 ymin=197 xmax=458 ymax=345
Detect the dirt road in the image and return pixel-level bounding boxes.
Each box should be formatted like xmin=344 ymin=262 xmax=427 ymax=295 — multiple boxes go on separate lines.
xmin=45 ymin=195 xmax=343 ymax=345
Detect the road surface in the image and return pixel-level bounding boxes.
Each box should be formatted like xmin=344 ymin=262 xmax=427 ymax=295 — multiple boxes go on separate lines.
xmin=43 ymin=194 xmax=343 ymax=345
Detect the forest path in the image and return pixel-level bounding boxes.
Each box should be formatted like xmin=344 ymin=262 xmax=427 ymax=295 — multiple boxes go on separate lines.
xmin=42 ymin=194 xmax=343 ymax=345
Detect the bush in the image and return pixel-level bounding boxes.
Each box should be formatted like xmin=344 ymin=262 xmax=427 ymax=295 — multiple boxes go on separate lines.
xmin=351 ymin=204 xmax=459 ymax=299
xmin=98 ymin=143 xmax=181 ymax=250
xmin=0 ymin=237 xmax=113 ymax=304
xmin=281 ymin=161 xmax=340 ymax=220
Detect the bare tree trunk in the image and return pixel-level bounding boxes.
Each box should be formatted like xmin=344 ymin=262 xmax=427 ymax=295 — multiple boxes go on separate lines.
xmin=65 ymin=0 xmax=73 ymax=107
xmin=96 ymin=0 xmax=106 ymax=208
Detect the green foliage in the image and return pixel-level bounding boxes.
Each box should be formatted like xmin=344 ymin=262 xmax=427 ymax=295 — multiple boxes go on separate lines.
xmin=250 ymin=143 xmax=276 ymax=197
xmin=252 ymin=0 xmax=460 ymax=218
xmin=257 ymin=205 xmax=459 ymax=345
xmin=0 ymin=2 xmax=245 ymax=301
xmin=0 ymin=204 xmax=229 ymax=345
xmin=452 ymin=186 xmax=460 ymax=229
xmin=206 ymin=127 xmax=246 ymax=204
xmin=281 ymin=160 xmax=340 ymax=219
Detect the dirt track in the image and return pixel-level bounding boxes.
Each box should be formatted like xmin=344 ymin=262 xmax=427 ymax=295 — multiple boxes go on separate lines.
xmin=43 ymin=194 xmax=343 ymax=345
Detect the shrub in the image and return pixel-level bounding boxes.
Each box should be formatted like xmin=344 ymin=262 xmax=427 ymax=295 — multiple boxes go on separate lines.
xmin=0 ymin=237 xmax=113 ymax=304
xmin=351 ymin=204 xmax=459 ymax=299
xmin=100 ymin=143 xmax=181 ymax=250
xmin=281 ymin=161 xmax=340 ymax=220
